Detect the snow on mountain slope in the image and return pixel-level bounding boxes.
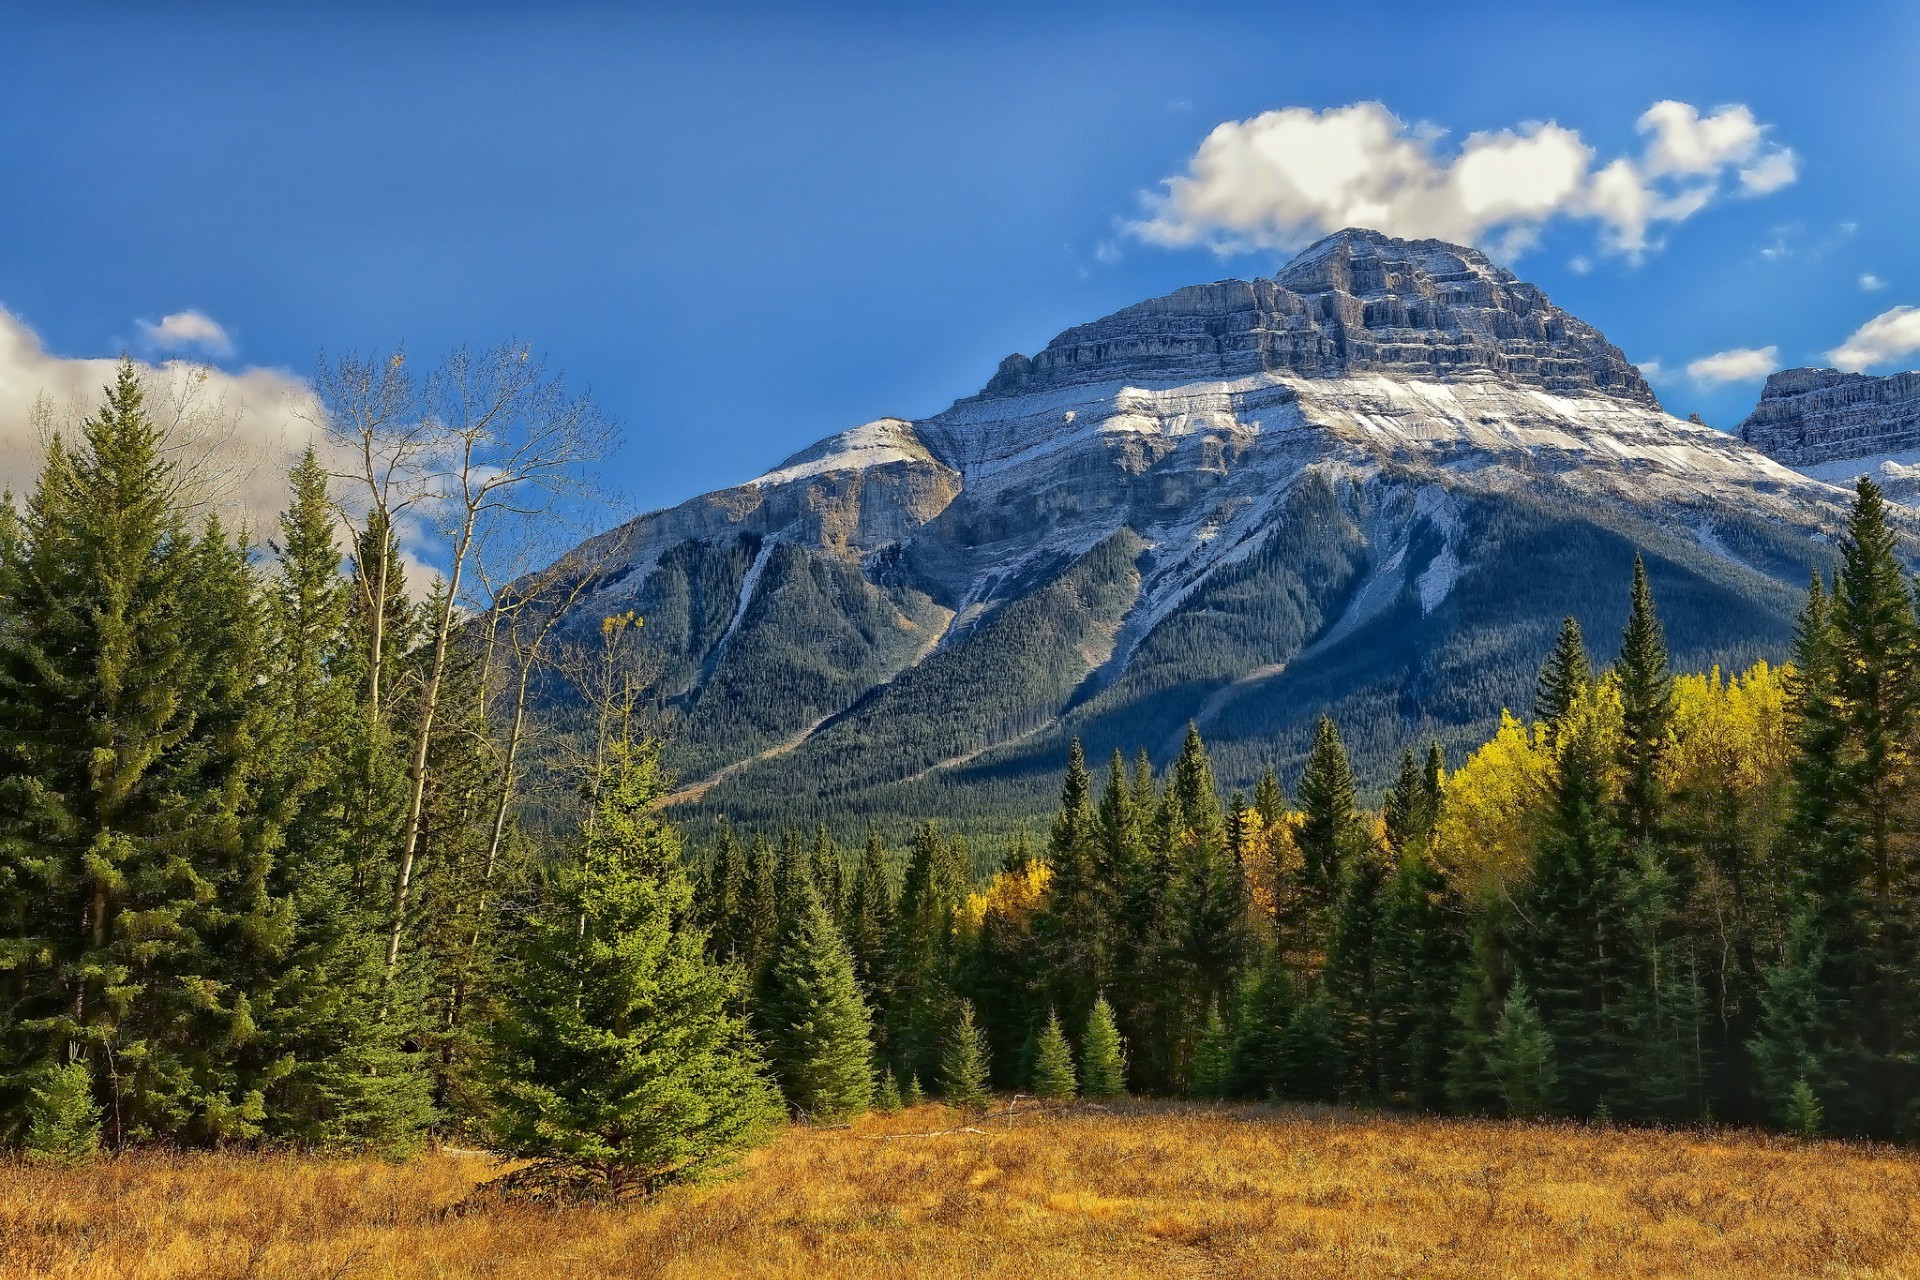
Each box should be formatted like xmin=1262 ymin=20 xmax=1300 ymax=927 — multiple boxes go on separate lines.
xmin=531 ymin=228 xmax=1866 ymax=819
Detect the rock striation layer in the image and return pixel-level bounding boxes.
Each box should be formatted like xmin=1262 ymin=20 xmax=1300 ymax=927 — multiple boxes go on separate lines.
xmin=1737 ymin=367 xmax=1920 ymax=468
xmin=977 ymin=228 xmax=1655 ymax=405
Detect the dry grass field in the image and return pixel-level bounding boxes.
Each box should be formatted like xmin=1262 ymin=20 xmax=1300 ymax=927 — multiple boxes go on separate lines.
xmin=6 ymin=1102 xmax=1920 ymax=1279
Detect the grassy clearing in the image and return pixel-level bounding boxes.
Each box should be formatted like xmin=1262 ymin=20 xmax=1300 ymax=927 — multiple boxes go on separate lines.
xmin=5 ymin=1102 xmax=1918 ymax=1278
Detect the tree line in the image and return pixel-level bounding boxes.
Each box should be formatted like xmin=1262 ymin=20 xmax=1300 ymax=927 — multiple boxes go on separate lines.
xmin=698 ymin=478 xmax=1920 ymax=1140
xmin=5 ymin=361 xmax=1917 ymax=1197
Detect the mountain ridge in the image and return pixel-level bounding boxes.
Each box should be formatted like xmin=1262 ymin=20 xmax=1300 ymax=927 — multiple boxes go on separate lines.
xmin=538 ymin=228 xmax=1873 ymax=842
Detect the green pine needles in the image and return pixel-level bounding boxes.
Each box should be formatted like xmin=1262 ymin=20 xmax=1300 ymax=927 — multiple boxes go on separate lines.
xmin=487 ymin=737 xmax=781 ymax=1198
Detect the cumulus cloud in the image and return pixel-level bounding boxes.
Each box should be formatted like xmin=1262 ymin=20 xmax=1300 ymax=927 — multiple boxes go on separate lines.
xmin=0 ymin=305 xmax=319 ymax=532
xmin=138 ymin=309 xmax=234 ymax=357
xmin=1686 ymin=346 xmax=1780 ymax=385
xmin=1861 ymin=273 xmax=1888 ymax=291
xmin=1128 ymin=99 xmax=1796 ymax=260
xmin=1829 ymin=306 xmax=1920 ymax=372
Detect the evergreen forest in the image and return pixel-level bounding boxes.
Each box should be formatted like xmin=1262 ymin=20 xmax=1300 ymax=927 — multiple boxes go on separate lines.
xmin=6 ymin=363 xmax=1920 ymax=1196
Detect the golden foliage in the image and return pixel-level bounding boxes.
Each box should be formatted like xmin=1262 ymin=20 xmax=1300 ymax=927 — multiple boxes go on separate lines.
xmin=963 ymin=860 xmax=1051 ymax=934
xmin=8 ymin=1106 xmax=1920 ymax=1278
xmin=1434 ymin=710 xmax=1556 ymax=891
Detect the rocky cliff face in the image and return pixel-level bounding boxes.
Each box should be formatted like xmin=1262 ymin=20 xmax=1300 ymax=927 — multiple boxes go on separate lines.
xmin=1738 ymin=367 xmax=1920 ymax=468
xmin=977 ymin=229 xmax=1655 ymax=406
xmin=535 ymin=228 xmax=1865 ymax=836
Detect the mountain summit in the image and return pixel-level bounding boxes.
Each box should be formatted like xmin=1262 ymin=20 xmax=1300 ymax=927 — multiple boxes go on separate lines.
xmin=548 ymin=229 xmax=1854 ymax=836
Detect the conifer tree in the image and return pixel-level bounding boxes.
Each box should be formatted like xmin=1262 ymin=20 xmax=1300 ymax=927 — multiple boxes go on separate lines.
xmin=874 ymin=1068 xmax=902 ymax=1113
xmin=939 ymin=999 xmax=992 ymax=1114
xmin=1487 ymin=980 xmax=1557 ymax=1117
xmin=809 ymin=824 xmax=845 ymax=926
xmin=1535 ymin=616 xmax=1592 ymax=739
xmin=760 ymin=878 xmax=874 ymax=1120
xmin=704 ymin=820 xmax=747 ymax=962
xmin=1081 ymin=994 xmax=1127 ymax=1100
xmin=1295 ymin=715 xmax=1365 ymax=923
xmin=488 ymin=736 xmax=780 ymax=1198
xmin=1167 ymin=725 xmax=1251 ymax=1081
xmin=742 ymin=834 xmax=780 ymax=978
xmin=256 ymin=452 xmax=432 ymax=1149
xmin=23 ymin=1061 xmax=102 ymax=1162
xmin=888 ymin=821 xmax=969 ymax=1084
xmin=1253 ymin=767 xmax=1286 ymax=828
xmin=1037 ymin=740 xmax=1106 ymax=1021
xmin=1517 ymin=702 xmax=1634 ymax=1115
xmin=1032 ymin=1008 xmax=1077 ymax=1101
xmin=1754 ymin=480 xmax=1920 ymax=1133
xmin=1326 ymin=837 xmax=1390 ymax=1102
xmin=846 ymin=824 xmax=896 ymax=1004
xmin=1192 ymin=1000 xmax=1234 ymax=1100
xmin=1616 ymin=555 xmax=1675 ymax=844
xmin=0 ymin=363 xmax=283 ymax=1144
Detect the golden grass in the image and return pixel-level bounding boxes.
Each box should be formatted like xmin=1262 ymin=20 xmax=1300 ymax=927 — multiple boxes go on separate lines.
xmin=6 ymin=1102 xmax=1920 ymax=1279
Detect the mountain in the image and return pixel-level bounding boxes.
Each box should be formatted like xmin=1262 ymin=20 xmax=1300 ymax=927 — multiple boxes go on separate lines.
xmin=1738 ymin=367 xmax=1920 ymax=502
xmin=547 ymin=228 xmax=1861 ymax=842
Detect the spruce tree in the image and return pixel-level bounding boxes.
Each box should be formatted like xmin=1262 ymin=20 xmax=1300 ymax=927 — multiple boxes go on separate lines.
xmin=1325 ymin=841 xmax=1389 ymax=1102
xmin=760 ymin=879 xmax=874 ymax=1121
xmin=939 ymin=999 xmax=992 ymax=1114
xmin=1487 ymin=980 xmax=1557 ymax=1118
xmin=887 ymin=821 xmax=969 ymax=1085
xmin=1535 ymin=616 xmax=1592 ymax=739
xmin=1616 ymin=555 xmax=1675 ymax=844
xmin=1032 ymin=1008 xmax=1077 ymax=1101
xmin=1192 ymin=1000 xmax=1234 ymax=1100
xmin=1516 ymin=705 xmax=1634 ymax=1115
xmin=1296 ymin=716 xmax=1364 ymax=915
xmin=1037 ymin=740 xmax=1106 ymax=1023
xmin=1166 ymin=725 xmax=1251 ymax=1083
xmin=846 ymin=825 xmax=896 ymax=1023
xmin=256 ymin=450 xmax=433 ymax=1150
xmin=23 ymin=1061 xmax=101 ymax=1162
xmin=1081 ymin=994 xmax=1127 ymax=1100
xmin=0 ymin=363 xmax=280 ymax=1144
xmin=488 ymin=736 xmax=780 ymax=1198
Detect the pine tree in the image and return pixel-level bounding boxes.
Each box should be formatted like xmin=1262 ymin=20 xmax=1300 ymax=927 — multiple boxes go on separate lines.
xmin=1192 ymin=1000 xmax=1234 ymax=1100
xmin=256 ymin=454 xmax=432 ymax=1150
xmin=1325 ymin=839 xmax=1389 ymax=1102
xmin=742 ymin=834 xmax=780 ymax=979
xmin=1080 ymin=994 xmax=1127 ymax=1100
xmin=1616 ymin=555 xmax=1675 ymax=844
xmin=488 ymin=736 xmax=781 ymax=1199
xmin=874 ymin=1068 xmax=902 ymax=1113
xmin=1253 ymin=767 xmax=1286 ymax=828
xmin=1037 ymin=740 xmax=1106 ymax=1024
xmin=939 ymin=999 xmax=992 ymax=1114
xmin=846 ymin=825 xmax=896 ymax=1017
xmin=1296 ymin=716 xmax=1364 ymax=918
xmin=1516 ymin=703 xmax=1635 ymax=1116
xmin=1752 ymin=481 xmax=1920 ymax=1135
xmin=1535 ymin=616 xmax=1592 ymax=739
xmin=23 ymin=1061 xmax=101 ymax=1162
xmin=1487 ymin=980 xmax=1557 ymax=1118
xmin=903 ymin=1073 xmax=924 ymax=1107
xmin=887 ymin=821 xmax=969 ymax=1084
xmin=809 ymin=824 xmax=845 ymax=926
xmin=760 ymin=879 xmax=874 ymax=1121
xmin=1166 ymin=725 xmax=1250 ymax=1085
xmin=0 ymin=363 xmax=282 ymax=1144
xmin=703 ymin=820 xmax=747 ymax=961
xmin=1032 ymin=1008 xmax=1077 ymax=1101
xmin=1448 ymin=895 xmax=1517 ymax=1114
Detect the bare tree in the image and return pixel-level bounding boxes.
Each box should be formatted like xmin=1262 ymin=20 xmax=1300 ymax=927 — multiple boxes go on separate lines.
xmin=310 ymin=349 xmax=429 ymax=726
xmin=376 ymin=343 xmax=615 ymax=984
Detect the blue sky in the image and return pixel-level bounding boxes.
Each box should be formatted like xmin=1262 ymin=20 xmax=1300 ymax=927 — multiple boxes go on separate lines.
xmin=3 ymin=1 xmax=1918 ymax=516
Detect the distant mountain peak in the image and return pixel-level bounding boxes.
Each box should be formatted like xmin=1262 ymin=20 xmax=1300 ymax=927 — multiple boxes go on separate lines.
xmin=971 ymin=228 xmax=1655 ymax=408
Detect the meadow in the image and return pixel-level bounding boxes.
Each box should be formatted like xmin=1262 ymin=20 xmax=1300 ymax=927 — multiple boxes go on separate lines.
xmin=6 ymin=1102 xmax=1919 ymax=1280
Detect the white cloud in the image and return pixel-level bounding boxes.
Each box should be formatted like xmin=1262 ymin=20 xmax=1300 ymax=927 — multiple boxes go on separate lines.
xmin=1093 ymin=239 xmax=1123 ymax=265
xmin=1635 ymin=358 xmax=1667 ymax=382
xmin=1829 ymin=306 xmax=1920 ymax=372
xmin=1861 ymin=273 xmax=1887 ymax=291
xmin=138 ymin=309 xmax=234 ymax=357
xmin=1128 ymin=99 xmax=1796 ymax=260
xmin=1686 ymin=346 xmax=1780 ymax=384
xmin=1569 ymin=255 xmax=1593 ymax=274
xmin=0 ymin=305 xmax=318 ymax=533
